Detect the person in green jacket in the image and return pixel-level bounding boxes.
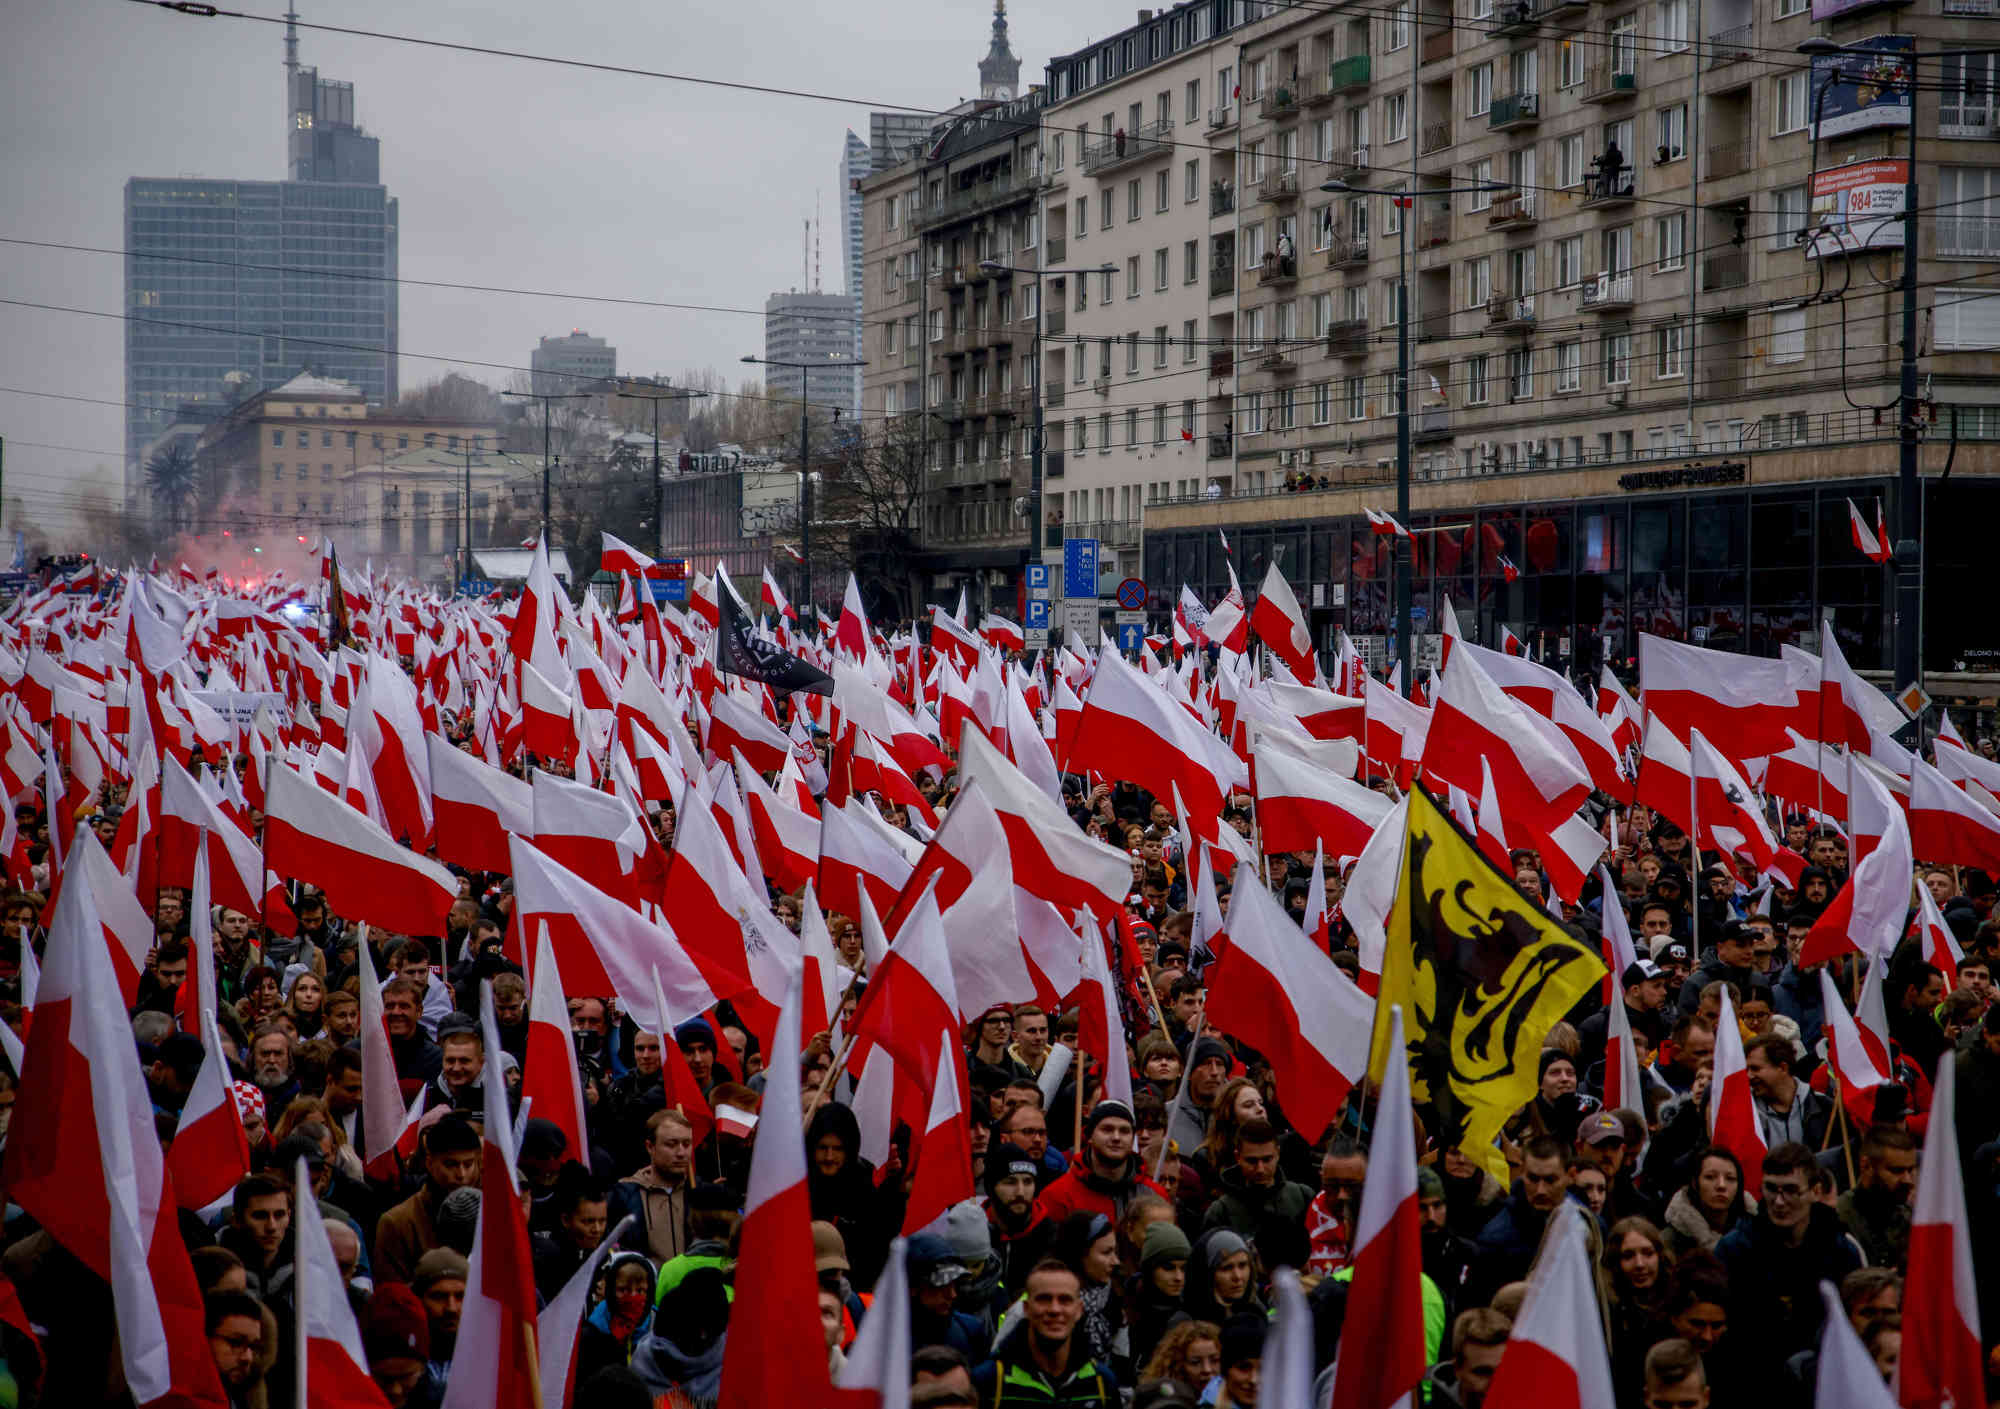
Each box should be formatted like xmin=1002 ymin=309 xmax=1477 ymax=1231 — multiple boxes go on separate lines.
xmin=1200 ymin=1120 xmax=1314 ymax=1272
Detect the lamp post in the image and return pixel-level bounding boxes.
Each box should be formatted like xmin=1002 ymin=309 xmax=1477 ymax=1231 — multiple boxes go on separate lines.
xmin=456 ymin=436 xmax=531 ymax=588
xmin=500 ymin=389 xmax=591 ymax=542
xmin=977 ymin=260 xmax=1117 ymax=584
xmin=1795 ymin=37 xmax=1935 ymax=699
xmin=741 ymin=352 xmax=865 ymax=619
xmin=614 ymin=378 xmax=712 ymax=561
xmin=1322 ymin=178 xmax=1504 ymax=690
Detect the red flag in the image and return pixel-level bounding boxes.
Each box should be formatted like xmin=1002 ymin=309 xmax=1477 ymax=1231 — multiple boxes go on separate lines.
xmin=1480 ymin=1204 xmax=1618 ymax=1409
xmin=735 ymin=754 xmax=820 ymax=893
xmin=901 ymin=1036 xmax=976 ymax=1234
xmin=1423 ymin=647 xmax=1590 ymax=834
xmin=426 ymin=733 xmax=532 ymax=874
xmin=1908 ymin=758 xmax=2000 ymax=873
xmin=523 ymin=924 xmax=592 ymax=1170
xmin=1639 ymin=632 xmax=1812 ymax=761
xmin=958 ymin=722 xmax=1129 ymax=917
xmin=1848 ymin=498 xmax=1891 ymax=564
xmin=816 ymin=797 xmax=922 ymax=921
xmin=165 ymin=1012 xmax=252 ymax=1211
xmin=1068 ymin=650 xmax=1230 ymax=837
xmin=1900 ymin=1048 xmax=1984 ymax=1409
xmin=1248 ymin=560 xmax=1315 ymax=686
xmin=292 ymin=1155 xmax=391 ymax=1408
xmin=1251 ymin=739 xmax=1394 ymax=858
xmin=1707 ymin=988 xmax=1766 ymax=1198
xmin=263 ymin=764 xmax=458 ymax=936
xmin=599 ymin=532 xmax=656 ymax=575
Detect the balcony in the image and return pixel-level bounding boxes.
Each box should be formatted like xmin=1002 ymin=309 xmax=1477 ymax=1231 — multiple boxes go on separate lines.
xmin=1326 ymin=233 xmax=1370 ymax=269
xmin=1702 ymin=250 xmax=1749 ymax=292
xmin=1701 ymin=369 xmax=1744 ymax=400
xmin=1421 ymin=27 xmax=1453 ymax=64
xmin=1412 ymin=406 xmax=1453 ymax=441
xmin=1212 ymin=183 xmax=1237 ymax=217
xmin=1045 ymin=450 xmax=1065 ymax=478
xmin=1940 ymin=215 xmax=2000 ymax=257
xmin=1259 ymin=86 xmax=1300 ymax=122
xmin=1328 ymin=54 xmax=1372 ymax=94
xmin=1580 ymin=170 xmax=1637 ymax=208
xmin=1942 ymin=102 xmax=1996 ymax=139
xmin=1416 ymin=311 xmax=1451 ymax=342
xmin=945 ymin=330 xmax=973 ymax=356
xmin=1208 ymin=103 xmax=1238 ymax=132
xmin=1946 ymin=0 xmax=1994 ymax=11
xmin=1210 ymin=265 xmax=1237 ymax=298
xmin=1486 ymin=292 xmax=1537 ymax=332
xmin=1333 ymin=147 xmax=1370 ymax=182
xmin=1489 ymin=92 xmax=1541 ymax=131
xmin=1208 ymin=435 xmax=1233 ymax=459
xmin=1420 ymin=120 xmax=1453 ymax=157
xmin=1257 ymin=348 xmax=1299 ymax=374
xmin=1583 ymin=62 xmax=1638 ymax=103
xmin=1706 ymin=24 xmax=1753 ymax=68
xmin=1703 ymin=142 xmax=1754 ymax=181
xmin=1417 ymin=213 xmax=1452 ymax=248
xmin=1494 ymin=0 xmax=1541 ymax=32
xmin=1325 ymin=319 xmax=1370 ymax=356
xmin=914 ymin=175 xmax=1030 ymax=231
xmin=1081 ymin=119 xmax=1174 ymax=176
xmin=1069 ymin=519 xmax=1142 ymax=549
xmin=935 ymin=398 xmax=966 ymax=421
xmin=1257 ymin=167 xmax=1301 ymax=204
xmin=1209 ymin=349 xmax=1235 ymax=379
xmin=1581 ymin=271 xmax=1635 ymax=310
xmin=1487 ymin=190 xmax=1537 ymax=229
xmin=1258 ymin=252 xmax=1299 ymax=286
xmin=1046 ymin=235 xmax=1066 ymax=264
xmin=1046 ymin=384 xmax=1065 ymax=408
xmin=1046 ymin=306 xmax=1066 ymax=336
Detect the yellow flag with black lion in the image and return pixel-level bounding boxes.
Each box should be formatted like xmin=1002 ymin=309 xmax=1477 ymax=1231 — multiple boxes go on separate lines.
xmin=1368 ymin=785 xmax=1606 ymax=1182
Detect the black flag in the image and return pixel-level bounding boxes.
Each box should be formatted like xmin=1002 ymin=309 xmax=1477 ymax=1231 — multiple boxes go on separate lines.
xmin=715 ymin=580 xmax=834 ymax=695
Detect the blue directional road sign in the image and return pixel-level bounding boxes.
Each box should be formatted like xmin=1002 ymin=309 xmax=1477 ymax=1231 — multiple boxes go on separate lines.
xmin=1062 ymin=538 xmax=1099 ymax=599
xmin=457 ymin=577 xmax=495 ymax=598
xmin=1026 ymin=598 xmax=1051 ymax=629
xmin=1116 ymin=622 xmax=1146 ymax=654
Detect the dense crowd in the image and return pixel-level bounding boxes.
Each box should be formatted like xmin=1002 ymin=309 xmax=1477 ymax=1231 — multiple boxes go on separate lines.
xmin=0 ymin=556 xmax=1992 ymax=1409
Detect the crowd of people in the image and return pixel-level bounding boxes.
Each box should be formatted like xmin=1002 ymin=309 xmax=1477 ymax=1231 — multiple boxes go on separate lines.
xmin=0 ymin=562 xmax=1993 ymax=1409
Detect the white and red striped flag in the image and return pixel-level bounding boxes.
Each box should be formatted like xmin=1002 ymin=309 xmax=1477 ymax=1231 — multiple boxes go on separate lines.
xmin=291 ymin=1155 xmax=388 ymax=1408
xmin=1899 ymin=1048 xmax=1983 ymax=1409
xmin=1481 ymin=1203 xmax=1618 ymax=1409
xmin=1708 ymin=987 xmax=1767 ymax=1198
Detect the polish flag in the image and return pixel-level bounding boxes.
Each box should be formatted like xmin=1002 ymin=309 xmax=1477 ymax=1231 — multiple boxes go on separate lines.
xmin=166 ymin=1009 xmax=253 ymax=1212
xmin=1899 ymin=1049 xmax=1984 ymax=1409
xmin=929 ymin=606 xmax=982 ymax=672
xmin=1763 ymin=729 xmax=1850 ymax=822
xmin=735 ymin=753 xmax=820 ymax=893
xmin=834 ymin=1238 xmax=912 ymax=1405
xmin=262 ymin=763 xmax=459 ymax=937
xmin=1639 ymin=632 xmax=1813 ymax=761
xmin=1475 ymin=757 xmax=1513 ymax=872
xmin=1815 ymin=631 xmax=1883 ymax=753
xmin=1689 ymin=728 xmax=1789 ymax=877
xmin=902 ymin=1035 xmax=976 ymax=1234
xmin=796 ymin=883 xmax=844 ymax=1038
xmin=957 ymin=722 xmax=1130 ymax=918
xmin=1365 ymin=508 xmax=1411 ymax=538
xmin=1635 ymin=714 xmax=1696 ymax=833
xmin=1909 ymin=880 xmax=1964 ymax=988
xmin=1206 ymin=862 xmax=1373 ymax=1139
xmin=157 ymin=755 xmax=279 ymax=925
xmin=290 ymin=1155 xmax=388 ymax=1409
xmin=689 ymin=571 xmax=720 ymax=628
xmin=0 ymin=833 xmax=226 ymax=1408
xmin=1070 ymin=914 xmax=1135 ymax=1110
xmin=508 ymin=534 xmax=571 ymax=691
xmin=833 ymin=573 xmax=872 ymax=662
xmin=848 ymin=879 xmax=961 ymax=1081
xmin=653 ymin=968 xmax=716 ymax=1147
xmin=1203 ymin=563 xmax=1250 ymax=654
xmin=706 ymin=689 xmax=792 ymax=776
xmin=1480 ymin=1203 xmax=1618 ymax=1409
xmin=1601 ymin=973 xmax=1645 ymax=1119
xmin=353 ymin=927 xmax=418 ymax=1176
xmin=1068 ymin=649 xmax=1230 ymax=835
xmin=523 ymin=924 xmax=592 ymax=1171
xmin=1848 ymin=498 xmax=1891 ymax=564
xmin=520 ymin=661 xmax=578 ymax=765
xmin=1817 ymin=968 xmax=1889 ymax=1118
xmin=717 ymin=973 xmax=832 ymax=1409
xmin=1935 ymin=709 xmax=1970 ymax=752
xmin=1455 ymin=639 xmax=1629 ymax=795
xmin=1326 ymin=1005 xmax=1425 ymax=1409
xmin=1932 ymin=735 xmax=2000 ymax=799
xmin=540 ymin=1224 xmax=631 ymax=1409
xmin=1363 ymin=675 xmax=1430 ymax=778
xmin=1249 ymin=561 xmax=1316 ymax=686
xmin=439 ymin=986 xmax=540 ymax=1409
xmin=1802 ymin=764 xmax=1912 ymax=966
xmin=530 ymin=768 xmax=653 ymax=908
xmin=979 ymin=613 xmax=1025 ymax=654
xmin=816 ymin=796 xmax=922 ymax=921
xmin=760 ymin=567 xmax=794 ymax=621
xmin=846 ymin=728 xmax=937 ymax=826
xmin=1596 ymin=862 xmax=1640 ymax=1005
xmin=1263 ymin=680 xmax=1367 ymax=744
xmin=1908 ymin=758 xmax=2000 ymax=873
xmin=507 ymin=837 xmax=719 ymax=1036
xmin=1423 ymin=647 xmax=1591 ymax=834
xmin=1597 ymin=665 xmax=1640 ymax=757
xmin=1253 ymin=739 xmax=1395 ymax=859
xmin=1301 ymin=843 xmax=1332 ymax=952
xmin=1707 ymin=987 xmax=1766 ymax=1198
xmin=599 ymin=532 xmax=655 ymax=575
xmin=426 ymin=732 xmax=533 ymax=874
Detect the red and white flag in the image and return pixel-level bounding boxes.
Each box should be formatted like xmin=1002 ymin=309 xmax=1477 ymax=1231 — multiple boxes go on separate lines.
xmin=1707 ymin=987 xmax=1766 ymax=1198
xmin=426 ymin=733 xmax=532 ymax=874
xmin=1248 ymin=560 xmax=1315 ymax=686
xmin=718 ymin=972 xmax=832 ymax=1409
xmin=1596 ymin=665 xmax=1640 ymax=758
xmin=1206 ymin=862 xmax=1373 ymax=1140
xmin=1070 ymin=915 xmax=1135 ymax=1111
xmin=833 ymin=1237 xmax=911 ymax=1405
xmin=264 ymin=763 xmax=458 ymax=936
xmin=353 ymin=927 xmax=421 ymax=1176
xmin=759 ymin=567 xmax=794 ymax=621
xmin=599 ymin=532 xmax=655 ymax=575
xmin=816 ymin=796 xmax=922 ymax=921
xmin=1068 ymin=649 xmax=1232 ymax=836
xmin=1301 ymin=843 xmax=1331 ymax=952
xmin=1802 ymin=764 xmax=1912 ymax=966
xmin=1818 ymin=967 xmax=1890 ymax=1111
xmin=1910 ymin=879 xmax=1965 ymax=988
xmin=1474 ymin=756 xmax=1512 ymax=872
xmin=1899 ymin=1048 xmax=1983 ymax=1409
xmin=291 ymin=1155 xmax=389 ymax=1409
xmin=1365 ymin=507 xmax=1411 ymax=538
xmin=165 ymin=1009 xmax=252 ymax=1212
xmin=1847 ymin=498 xmax=1891 ymax=565
xmin=1423 ymin=646 xmax=1590 ymax=833
xmin=1909 ymin=758 xmax=2000 ymax=873
xmin=957 ymin=720 xmax=1129 ymax=916
xmin=849 ymin=879 xmax=961 ymax=1082
xmin=1601 ymin=972 xmax=1645 ymax=1120
xmin=1251 ymin=739 xmax=1394 ymax=860
xmin=1640 ymin=632 xmax=1812 ymax=761
xmin=833 ymin=573 xmax=872 ymax=662
xmin=735 ymin=753 xmax=821 ymax=893
xmin=523 ymin=923 xmax=591 ymax=1171
xmin=1689 ymin=728 xmax=1789 ymax=878
xmin=1327 ymin=1005 xmax=1425 ymax=1409
xmin=1481 ymin=1203 xmax=1618 ymax=1409
xmin=902 ymin=1035 xmax=976 ymax=1235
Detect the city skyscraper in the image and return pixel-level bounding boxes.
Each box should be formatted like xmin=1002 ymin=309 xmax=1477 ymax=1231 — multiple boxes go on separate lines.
xmin=124 ymin=11 xmax=397 ymax=472
xmin=840 ymin=114 xmax=934 ymax=417
xmin=762 ymin=291 xmax=862 ymax=413
xmin=530 ymin=330 xmax=617 ymax=394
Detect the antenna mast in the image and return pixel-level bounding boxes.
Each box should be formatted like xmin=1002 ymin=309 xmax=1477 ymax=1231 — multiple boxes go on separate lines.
xmin=814 ymin=192 xmax=823 ymax=294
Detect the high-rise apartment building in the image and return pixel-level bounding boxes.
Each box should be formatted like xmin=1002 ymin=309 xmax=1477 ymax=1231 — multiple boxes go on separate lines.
xmin=763 ymin=291 xmax=865 ymax=410
xmin=530 ymin=330 xmax=617 ymax=394
xmin=124 ymin=15 xmax=397 ymax=474
xmin=844 ymin=116 xmax=945 ymax=414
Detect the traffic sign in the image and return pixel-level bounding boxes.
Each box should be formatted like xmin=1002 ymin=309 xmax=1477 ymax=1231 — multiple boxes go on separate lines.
xmin=1025 ymin=598 xmax=1051 ymax=630
xmin=1895 ymin=681 xmax=1932 ymax=719
xmin=1115 ymin=577 xmax=1147 ymax=611
xmin=1116 ymin=622 xmax=1145 ymax=654
xmin=457 ymin=577 xmax=495 ymax=598
xmin=1061 ymin=599 xmax=1100 ymax=643
xmin=645 ymin=575 xmax=689 ymax=605
xmin=1026 ymin=563 xmax=1052 ymax=596
xmin=1114 ymin=609 xmax=1145 ymax=626
xmin=1062 ymin=539 xmax=1099 ymax=599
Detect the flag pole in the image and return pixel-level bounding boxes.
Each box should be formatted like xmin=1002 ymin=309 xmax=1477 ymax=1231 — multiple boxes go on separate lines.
xmin=1688 ymin=734 xmax=1700 ymax=962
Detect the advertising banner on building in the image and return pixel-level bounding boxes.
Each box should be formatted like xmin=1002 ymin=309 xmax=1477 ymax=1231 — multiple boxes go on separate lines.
xmin=1809 ymin=36 xmax=1913 ymax=139
xmin=1805 ymin=159 xmax=1908 ymax=259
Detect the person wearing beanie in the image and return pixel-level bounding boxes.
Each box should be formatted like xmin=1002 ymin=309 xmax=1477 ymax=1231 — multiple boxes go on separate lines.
xmin=935 ymin=1199 xmax=1004 ymax=1334
xmin=1183 ymin=1229 xmax=1264 ymax=1326
xmin=1129 ymin=1220 xmax=1194 ymax=1371
xmin=985 ymin=1141 xmax=1056 ymax=1292
xmin=411 ymin=1246 xmax=469 ymax=1397
xmin=1417 ymin=1163 xmax=1480 ymax=1322
xmin=1184 ymin=1037 xmax=1234 ymax=1128
xmin=1215 ymin=1311 xmax=1264 ymax=1408
xmin=360 ymin=1281 xmax=432 ymax=1408
xmin=1034 ymin=1099 xmax=1168 ymax=1229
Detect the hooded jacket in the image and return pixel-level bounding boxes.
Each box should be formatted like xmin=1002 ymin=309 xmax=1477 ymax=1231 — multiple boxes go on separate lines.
xmin=1032 ymin=1150 xmax=1168 ymax=1227
xmin=805 ymin=1101 xmax=902 ymax=1290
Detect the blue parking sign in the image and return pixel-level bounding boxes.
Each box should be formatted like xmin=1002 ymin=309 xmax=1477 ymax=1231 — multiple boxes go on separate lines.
xmin=1027 ymin=563 xmax=1051 ymax=593
xmin=1062 ymin=539 xmax=1098 ymax=599
xmin=1026 ymin=598 xmax=1050 ymax=629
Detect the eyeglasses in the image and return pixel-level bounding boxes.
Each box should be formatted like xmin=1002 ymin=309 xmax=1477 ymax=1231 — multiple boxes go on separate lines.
xmin=1762 ymin=1180 xmax=1810 ymax=1202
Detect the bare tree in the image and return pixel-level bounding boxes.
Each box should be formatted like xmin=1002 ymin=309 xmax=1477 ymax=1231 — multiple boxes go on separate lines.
xmin=815 ymin=413 xmax=929 ymax=622
xmin=391 ymin=373 xmax=503 ymax=424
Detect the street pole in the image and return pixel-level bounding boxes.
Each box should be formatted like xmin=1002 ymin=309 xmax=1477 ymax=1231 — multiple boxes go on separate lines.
xmin=501 ymin=390 xmax=589 ymax=546
xmin=1895 ymin=104 xmax=1920 ymax=698
xmin=1395 ymin=200 xmax=1412 ymax=693
xmin=800 ymin=400 xmax=812 ymax=617
xmin=463 ymin=439 xmax=473 ymax=585
xmin=1031 ymin=272 xmax=1045 ymax=570
xmin=616 ymin=382 xmax=709 ymax=563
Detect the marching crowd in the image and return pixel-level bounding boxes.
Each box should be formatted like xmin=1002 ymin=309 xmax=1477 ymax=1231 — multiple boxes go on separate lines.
xmin=0 ymin=556 xmax=1992 ymax=1409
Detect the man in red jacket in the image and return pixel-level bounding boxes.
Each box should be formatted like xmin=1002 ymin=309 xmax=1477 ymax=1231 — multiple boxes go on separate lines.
xmin=1033 ymin=1100 xmax=1167 ymax=1225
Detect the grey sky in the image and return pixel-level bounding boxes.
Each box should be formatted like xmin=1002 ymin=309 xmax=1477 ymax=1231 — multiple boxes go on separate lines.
xmin=0 ymin=0 xmax=1141 ymax=547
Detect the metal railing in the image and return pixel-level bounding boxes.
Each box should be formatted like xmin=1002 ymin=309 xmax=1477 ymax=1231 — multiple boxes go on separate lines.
xmin=1326 ymin=232 xmax=1370 ymax=267
xmin=1209 ymin=104 xmax=1237 ymax=129
xmin=914 ymin=175 xmax=1029 ymax=230
xmin=1704 ymin=142 xmax=1755 ymax=180
xmin=1329 ymin=54 xmax=1373 ymax=92
xmin=1939 ymin=215 xmax=2000 ymax=257
xmin=1207 ymin=435 xmax=1233 ymax=459
xmin=1582 ymin=170 xmax=1638 ymax=205
xmin=1212 ymin=184 xmax=1237 ymax=216
xmin=1488 ymin=190 xmax=1537 ymax=225
xmin=1487 ymin=292 xmax=1537 ymax=327
xmin=1581 ymin=271 xmax=1635 ymax=307
xmin=1209 ymin=350 xmax=1235 ymax=378
xmin=1325 ymin=319 xmax=1370 ymax=354
xmin=1081 ymin=120 xmax=1174 ymax=175
xmin=1413 ymin=406 xmax=1453 ymax=439
xmin=1422 ymin=27 xmax=1454 ymax=63
xmin=1068 ymin=519 xmax=1141 ymax=548
xmin=1702 ymin=250 xmax=1749 ymax=291
xmin=1489 ymin=92 xmax=1541 ymax=129
xmin=1045 ymin=450 xmax=1065 ymax=477
xmin=1047 ymin=235 xmax=1067 ymax=264
xmin=1584 ymin=61 xmax=1638 ymax=101
xmin=1417 ymin=213 xmax=1452 ymax=248
xmin=1211 ymin=265 xmax=1237 ymax=298
xmin=1420 ymin=119 xmax=1454 ymax=156
xmin=1942 ymin=103 xmax=1996 ymax=138
xmin=1260 ymin=86 xmax=1300 ymax=121
xmin=1046 ymin=307 xmax=1066 ymax=336
xmin=1046 ymin=384 xmax=1066 ymax=408
xmin=1416 ymin=310 xmax=1452 ymax=341
xmin=1258 ymin=253 xmax=1299 ymax=285
xmin=1706 ymin=25 xmax=1754 ymax=66
xmin=1257 ymin=168 xmax=1302 ymax=202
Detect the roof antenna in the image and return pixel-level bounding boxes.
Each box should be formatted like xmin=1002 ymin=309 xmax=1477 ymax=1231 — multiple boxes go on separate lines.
xmin=284 ymin=6 xmax=300 ymax=79
xmin=814 ymin=191 xmax=823 ymax=294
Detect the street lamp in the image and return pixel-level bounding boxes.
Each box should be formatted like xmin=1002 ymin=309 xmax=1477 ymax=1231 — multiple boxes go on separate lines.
xmin=500 ymin=388 xmax=592 ymax=541
xmin=978 ymin=259 xmax=1116 ymax=579
xmin=614 ymin=378 xmax=712 ymax=562
xmin=741 ymin=352 xmax=865 ymax=618
xmin=1322 ymin=177 xmax=1505 ymax=690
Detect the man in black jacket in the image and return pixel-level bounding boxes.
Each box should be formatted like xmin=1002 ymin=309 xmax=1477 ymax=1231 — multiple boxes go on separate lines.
xmin=1744 ymin=1033 xmax=1832 ymax=1150
xmin=1677 ymin=921 xmax=1761 ymax=1016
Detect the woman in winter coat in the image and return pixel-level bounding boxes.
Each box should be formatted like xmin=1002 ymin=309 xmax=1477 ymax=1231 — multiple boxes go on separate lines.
xmin=1661 ymin=1148 xmax=1755 ymax=1255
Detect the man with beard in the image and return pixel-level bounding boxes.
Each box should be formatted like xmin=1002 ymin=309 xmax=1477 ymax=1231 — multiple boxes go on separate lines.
xmin=1305 ymin=1136 xmax=1368 ymax=1275
xmin=983 ymin=1141 xmax=1054 ymax=1291
xmin=1034 ymin=1100 xmax=1167 ymax=1225
xmin=204 ymin=1290 xmax=268 ymax=1409
xmin=246 ymin=1023 xmax=298 ymax=1114
xmin=610 ymin=1108 xmax=698 ymax=1265
xmin=135 ymin=938 xmax=189 ymax=1017
xmin=1416 ymin=1166 xmax=1479 ymax=1321
xmin=411 ymin=1247 xmax=467 ymax=1402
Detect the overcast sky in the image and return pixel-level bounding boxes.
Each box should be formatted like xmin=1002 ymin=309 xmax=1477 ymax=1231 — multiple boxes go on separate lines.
xmin=0 ymin=0 xmax=1142 ymax=546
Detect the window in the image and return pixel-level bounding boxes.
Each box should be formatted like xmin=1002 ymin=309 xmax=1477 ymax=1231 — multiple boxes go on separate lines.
xmin=1074 ymin=417 xmax=1089 ymax=449
xmin=1276 ymin=299 xmax=1297 ymax=342
xmin=1655 ymin=214 xmax=1686 ymax=270
xmin=1604 ymin=331 xmax=1632 ymax=383
xmin=1777 ymin=0 xmax=1805 ymax=15
xmin=1249 ymin=57 xmax=1269 ymax=100
xmin=1310 ymin=291 xmax=1333 ymax=336
xmin=1278 ymin=128 xmax=1299 ymax=174
xmin=1386 ymin=93 xmax=1409 ymax=143
xmin=1344 ymin=285 xmax=1368 ymax=321
xmin=1126 ymin=255 xmax=1141 ymax=297
xmin=1245 ymin=306 xmax=1267 ymax=349
xmin=1156 ymin=169 xmax=1170 ymax=212
xmin=1509 ymin=246 xmax=1536 ymax=295
xmin=1099 ymin=413 xmax=1112 ymax=450
xmin=1611 ymin=16 xmax=1638 ymax=72
xmin=1185 ymin=239 xmax=1199 ymax=282
xmin=1245 ymin=221 xmax=1268 ymax=267
xmin=1469 ymin=63 xmax=1494 ymax=116
xmin=1936 ymin=287 xmax=2000 ymax=348
xmin=1346 ymin=377 xmax=1368 ymax=420
xmin=1154 ymin=405 xmax=1168 ymax=443
xmin=1602 ymin=224 xmax=1633 ymax=275
xmin=1769 ymin=307 xmax=1806 ymax=363
xmin=1772 ymin=185 xmax=1809 ymax=248
xmin=1186 ymin=80 xmax=1201 ymax=123
xmin=1313 ymin=382 xmax=1333 ymax=423
xmin=273 ymin=463 xmax=286 ymax=481
xmin=1126 ymin=410 xmax=1140 ymax=448
xmin=1465 ymin=256 xmax=1492 ymax=306
xmin=1467 ymin=355 xmax=1490 ymax=404
xmin=1659 ymin=0 xmax=1687 ymax=48
xmin=1558 ymin=134 xmax=1585 ymax=188
xmin=1102 ymin=268 xmax=1115 ymax=303
xmin=1154 ymin=324 xmax=1170 ymax=366
xmin=1129 ymin=179 xmax=1143 ymax=222
xmin=1276 ymin=386 xmax=1296 ymax=430
xmin=1775 ymin=74 xmax=1808 ymax=134
xmin=1185 ymin=159 xmax=1200 ymax=202
xmin=1943 ymin=52 xmax=1999 ymax=136
xmin=1390 ymin=3 xmax=1411 ymax=49
xmin=1184 ymin=319 xmax=1198 ymax=361
xmin=1075 ymin=196 xmax=1088 ymax=236
xmin=1245 ymin=140 xmax=1266 ymax=183
xmin=1127 ymin=331 xmax=1141 ymax=372
xmin=1155 ymin=247 xmax=1170 ymax=289
xmin=296 ymin=431 xmax=310 ymax=447
xmin=1052 ymin=132 xmax=1065 ymax=170
xmin=1470 ymin=158 xmax=1494 ymax=209
xmin=1939 ymin=167 xmax=2000 ymax=255
xmin=1559 ymin=39 xmax=1585 ymax=89
xmin=1656 ymin=104 xmax=1687 ymax=160
xmin=1507 ymin=347 xmax=1533 ymax=400
xmin=1510 ymin=48 xmax=1537 ymax=94
xmin=271 ymin=430 xmax=284 ymax=447
xmin=1555 ymin=340 xmax=1582 ymax=391
xmin=1655 ymin=323 xmax=1685 ymax=377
